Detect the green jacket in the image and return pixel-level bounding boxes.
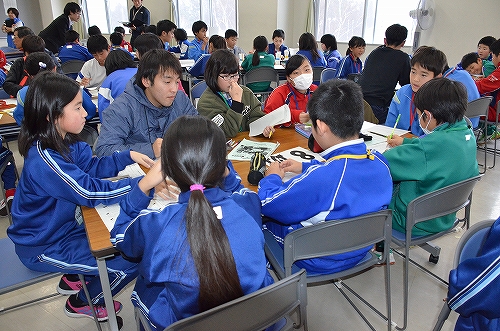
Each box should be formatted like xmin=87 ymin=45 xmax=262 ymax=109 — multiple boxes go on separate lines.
xmin=241 ymin=52 xmax=276 ymax=92
xmin=197 ymin=85 xmax=264 ymax=138
xmin=383 ymin=119 xmax=479 ymax=236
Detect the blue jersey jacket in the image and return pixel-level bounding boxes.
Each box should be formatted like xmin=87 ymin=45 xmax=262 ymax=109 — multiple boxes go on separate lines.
xmin=296 ymin=49 xmax=326 ymax=68
xmin=8 ymin=142 xmax=139 ymax=258
xmin=112 ymin=162 xmax=273 ymax=331
xmin=386 ymin=84 xmax=424 ymax=136
xmin=187 ymin=38 xmax=208 ymax=61
xmin=336 ymin=54 xmax=363 ymax=79
xmin=324 ymin=49 xmax=342 ymax=69
xmin=58 ymin=43 xmax=93 ymax=63
xmin=98 ymin=67 xmax=137 ymax=119
xmin=259 ymin=139 xmax=392 ymax=275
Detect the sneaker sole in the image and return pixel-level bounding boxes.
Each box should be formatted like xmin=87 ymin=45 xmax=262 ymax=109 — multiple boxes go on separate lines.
xmin=57 ymin=286 xmax=80 ymax=296
xmin=64 ymin=304 xmax=122 ymax=322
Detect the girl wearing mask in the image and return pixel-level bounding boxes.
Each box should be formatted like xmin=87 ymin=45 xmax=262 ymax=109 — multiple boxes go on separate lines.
xmin=264 ymin=54 xmax=317 ymax=125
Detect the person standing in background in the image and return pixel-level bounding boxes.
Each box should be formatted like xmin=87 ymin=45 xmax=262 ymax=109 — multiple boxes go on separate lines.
xmin=38 ymin=2 xmax=81 ymax=54
xmin=2 ymin=8 xmax=23 ymax=48
xmin=129 ymin=0 xmax=150 ymax=49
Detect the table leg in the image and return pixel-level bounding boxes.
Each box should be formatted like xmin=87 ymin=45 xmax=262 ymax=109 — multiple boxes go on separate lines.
xmin=97 ymin=257 xmax=119 ymax=331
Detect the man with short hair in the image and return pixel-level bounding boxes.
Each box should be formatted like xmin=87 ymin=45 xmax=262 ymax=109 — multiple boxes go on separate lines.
xmin=76 ymin=34 xmax=109 ymax=88
xmin=156 ymin=19 xmax=176 ymax=50
xmin=95 ymin=49 xmax=198 ymax=159
xmin=38 ymin=2 xmax=81 ymax=54
xmin=359 ymin=23 xmax=411 ymax=123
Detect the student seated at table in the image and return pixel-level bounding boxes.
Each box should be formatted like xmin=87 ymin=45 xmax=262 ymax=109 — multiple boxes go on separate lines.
xmin=169 ymin=28 xmax=191 ymax=59
xmin=112 ymin=115 xmax=273 ymax=331
xmin=225 ymin=28 xmax=245 ymax=59
xmin=259 ymin=79 xmax=393 ymax=275
xmin=384 ymin=78 xmax=479 ymax=236
xmin=97 ymin=49 xmax=137 ymax=118
xmin=267 ymin=29 xmax=288 ymax=57
xmin=264 ymin=54 xmax=318 ymax=125
xmin=320 ymin=33 xmax=342 ymax=69
xmin=385 ymin=46 xmax=447 ymax=136
xmin=475 ymin=39 xmax=500 ymax=123
xmin=109 ymin=32 xmax=134 ymax=59
xmin=187 ymin=35 xmax=226 ymax=78
xmin=7 ymin=71 xmax=154 ymax=321
xmin=156 ymin=19 xmax=176 ymax=50
xmin=297 ymin=32 xmax=326 ymax=68
xmin=335 ymin=36 xmax=365 ymax=79
xmin=76 ymin=34 xmax=109 ymax=89
xmin=240 ymin=35 xmax=275 ymax=92
xmin=57 ymin=30 xmax=93 ymax=69
xmin=95 ymin=49 xmax=197 ymax=159
xmin=13 ymin=52 xmax=96 ymax=125
xmin=187 ymin=20 xmax=208 ymax=61
xmin=113 ymin=26 xmax=133 ymax=52
xmin=461 ymin=52 xmax=496 ymax=79
xmin=3 ymin=35 xmax=45 ymax=96
xmin=197 ymin=49 xmax=273 ymax=138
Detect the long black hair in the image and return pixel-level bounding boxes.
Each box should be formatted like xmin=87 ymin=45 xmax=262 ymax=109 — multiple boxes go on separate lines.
xmin=161 ymin=116 xmax=244 ymax=312
xmin=299 ymin=32 xmax=320 ymax=61
xmin=18 ymin=72 xmax=81 ymax=159
xmin=252 ymin=35 xmax=268 ymax=66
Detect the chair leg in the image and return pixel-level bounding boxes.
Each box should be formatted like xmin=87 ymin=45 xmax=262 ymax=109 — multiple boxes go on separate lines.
xmin=432 ymin=302 xmax=451 ymax=331
xmin=78 ymin=274 xmax=102 ymax=331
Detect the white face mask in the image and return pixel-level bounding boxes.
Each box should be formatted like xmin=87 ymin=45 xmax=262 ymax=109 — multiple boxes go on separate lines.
xmin=292 ymin=73 xmax=313 ymax=91
xmin=419 ymin=113 xmax=432 ymax=135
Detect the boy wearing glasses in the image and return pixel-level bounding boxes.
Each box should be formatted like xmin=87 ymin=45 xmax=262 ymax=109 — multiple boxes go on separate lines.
xmin=95 ymin=49 xmax=198 ymax=159
xmin=197 ymin=49 xmax=273 ymax=138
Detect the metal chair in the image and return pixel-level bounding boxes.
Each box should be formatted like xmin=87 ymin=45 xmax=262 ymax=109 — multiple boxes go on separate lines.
xmin=190 ymin=80 xmax=207 ymax=108
xmin=135 ymin=269 xmax=308 ymax=331
xmin=319 ymin=68 xmax=337 ymax=84
xmin=484 ymin=99 xmax=500 ymax=169
xmin=391 ymin=175 xmax=482 ymax=330
xmin=465 ymin=96 xmax=492 ymax=173
xmin=312 ymin=67 xmax=324 ymax=85
xmin=265 ymin=210 xmax=393 ymax=331
xmin=242 ymin=67 xmax=280 ymax=103
xmin=61 ymin=60 xmax=85 ymax=79
xmin=432 ymin=219 xmax=496 ymax=331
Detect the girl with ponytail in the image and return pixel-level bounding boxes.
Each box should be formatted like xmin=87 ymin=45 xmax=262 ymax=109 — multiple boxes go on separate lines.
xmin=112 ymin=115 xmax=273 ymax=331
xmin=241 ymin=35 xmax=275 ymax=92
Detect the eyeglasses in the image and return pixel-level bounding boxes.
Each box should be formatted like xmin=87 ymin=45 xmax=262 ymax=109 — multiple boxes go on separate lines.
xmin=219 ymin=73 xmax=240 ymax=81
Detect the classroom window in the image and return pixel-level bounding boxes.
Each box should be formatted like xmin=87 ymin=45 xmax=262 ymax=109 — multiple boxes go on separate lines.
xmin=315 ymin=0 xmax=419 ymax=45
xmin=81 ymin=0 xmax=129 ymax=35
xmin=172 ymin=0 xmax=238 ymax=37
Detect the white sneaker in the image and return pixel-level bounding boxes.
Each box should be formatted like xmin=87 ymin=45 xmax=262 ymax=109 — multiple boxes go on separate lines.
xmin=374 ymin=249 xmax=395 ymax=265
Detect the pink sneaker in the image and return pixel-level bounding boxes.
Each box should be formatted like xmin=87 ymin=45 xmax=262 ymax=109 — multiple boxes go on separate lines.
xmin=57 ymin=274 xmax=88 ymax=295
xmin=64 ymin=295 xmax=122 ymax=321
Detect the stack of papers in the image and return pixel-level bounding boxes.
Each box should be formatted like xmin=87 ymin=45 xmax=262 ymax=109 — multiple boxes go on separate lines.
xmin=360 ymin=121 xmax=410 ymax=153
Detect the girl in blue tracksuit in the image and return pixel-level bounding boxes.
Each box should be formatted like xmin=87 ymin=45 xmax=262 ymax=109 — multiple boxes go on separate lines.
xmin=336 ymin=36 xmax=366 ymax=79
xmin=111 ymin=116 xmax=273 ymax=331
xmin=7 ymin=71 xmax=154 ymax=321
xmin=320 ymin=34 xmax=342 ymax=69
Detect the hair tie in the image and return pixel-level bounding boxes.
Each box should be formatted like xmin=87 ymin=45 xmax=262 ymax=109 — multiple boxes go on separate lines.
xmin=190 ymin=184 xmax=205 ymax=192
xmin=39 ymin=61 xmax=47 ymax=69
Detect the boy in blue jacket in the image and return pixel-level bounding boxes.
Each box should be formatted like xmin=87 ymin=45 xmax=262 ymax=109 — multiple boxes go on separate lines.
xmin=258 ymin=79 xmax=393 ymax=275
xmin=386 ymin=46 xmax=446 ymax=136
xmin=187 ymin=20 xmax=208 ymax=61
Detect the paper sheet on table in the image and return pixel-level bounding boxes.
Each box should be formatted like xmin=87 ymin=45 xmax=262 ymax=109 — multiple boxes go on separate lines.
xmin=249 ymin=104 xmax=291 ymax=136
xmin=267 ymin=146 xmax=325 ymax=183
xmin=117 ymin=163 xmax=146 ymax=178
xmin=363 ymin=124 xmax=409 ymax=138
xmin=227 ymin=138 xmax=280 ymax=161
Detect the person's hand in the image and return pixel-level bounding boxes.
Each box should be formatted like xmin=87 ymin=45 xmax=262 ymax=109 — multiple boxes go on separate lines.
xmin=152 ymin=138 xmax=163 ymax=158
xmin=155 ymin=177 xmax=180 ymax=201
xmin=130 ymin=25 xmax=137 ymax=31
xmin=129 ymin=151 xmax=155 ymax=169
xmin=387 ymin=134 xmax=404 ymax=147
xmin=262 ymin=125 xmax=275 ymax=138
xmin=201 ymin=36 xmax=209 ymax=50
xmin=79 ymin=77 xmax=90 ymax=87
xmin=265 ymin=161 xmax=285 ymax=178
xmin=280 ymin=159 xmax=302 ymax=173
xmin=299 ymin=112 xmax=310 ymax=123
xmin=228 ymin=81 xmax=243 ymax=103
xmin=138 ymin=160 xmax=164 ymax=194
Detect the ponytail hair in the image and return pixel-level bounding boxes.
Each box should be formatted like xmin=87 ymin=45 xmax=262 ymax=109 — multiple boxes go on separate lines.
xmin=299 ymin=32 xmax=320 ymax=61
xmin=161 ymin=116 xmax=244 ymax=312
xmin=252 ymin=35 xmax=268 ymax=66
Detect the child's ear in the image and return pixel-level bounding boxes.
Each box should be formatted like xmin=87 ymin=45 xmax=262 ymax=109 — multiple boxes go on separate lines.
xmin=315 ymin=119 xmax=328 ymax=136
xmin=142 ymin=77 xmax=151 ymax=88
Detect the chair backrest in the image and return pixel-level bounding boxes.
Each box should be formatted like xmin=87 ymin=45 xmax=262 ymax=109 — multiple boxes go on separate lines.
xmin=242 ymin=67 xmax=279 ymax=87
xmin=406 ymin=175 xmax=481 ymax=230
xmin=163 ymin=269 xmax=308 ymax=331
xmin=347 ymin=73 xmax=361 ymax=83
xmin=453 ymin=219 xmax=495 ymax=267
xmin=190 ymin=80 xmax=207 ymax=107
xmin=61 ymin=60 xmax=85 ymax=76
xmin=465 ymin=96 xmax=492 ymax=119
xmin=78 ymin=125 xmax=99 ymax=148
xmin=312 ymin=67 xmax=324 ymax=85
xmin=283 ymin=210 xmax=392 ymax=276
xmin=320 ymin=68 xmax=337 ymax=84
xmin=0 ymin=237 xmax=57 ymax=295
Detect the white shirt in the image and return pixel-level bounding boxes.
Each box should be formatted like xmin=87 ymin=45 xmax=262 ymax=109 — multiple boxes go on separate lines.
xmin=76 ymin=58 xmax=106 ymax=89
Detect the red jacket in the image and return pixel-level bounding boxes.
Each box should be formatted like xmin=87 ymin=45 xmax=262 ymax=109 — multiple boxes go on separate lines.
xmin=475 ymin=65 xmax=500 ymax=121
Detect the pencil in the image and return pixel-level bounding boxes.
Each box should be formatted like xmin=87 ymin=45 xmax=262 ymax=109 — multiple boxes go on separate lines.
xmin=390 ymin=114 xmax=401 ymax=139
